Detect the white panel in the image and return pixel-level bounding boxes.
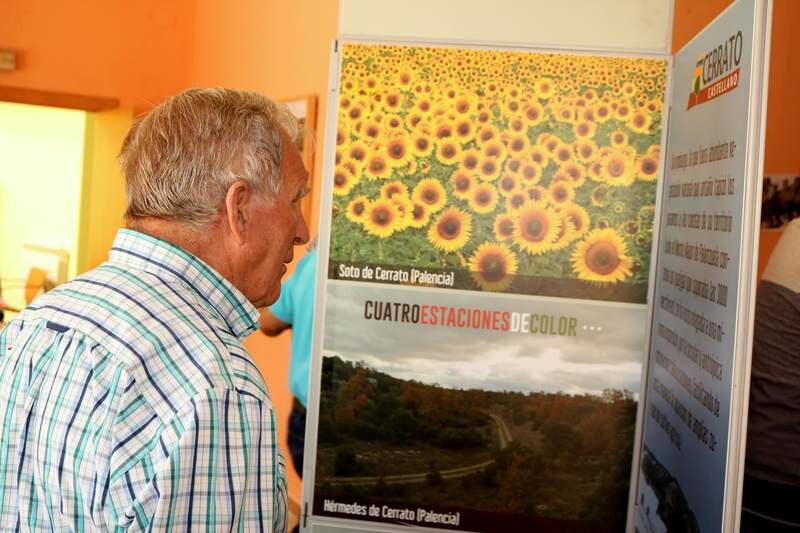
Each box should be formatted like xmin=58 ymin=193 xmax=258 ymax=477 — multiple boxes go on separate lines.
xmin=340 ymin=0 xmax=672 ymax=53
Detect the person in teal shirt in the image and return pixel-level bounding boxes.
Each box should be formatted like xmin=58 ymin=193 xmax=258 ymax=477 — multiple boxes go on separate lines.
xmin=261 ymin=243 xmax=317 ymax=479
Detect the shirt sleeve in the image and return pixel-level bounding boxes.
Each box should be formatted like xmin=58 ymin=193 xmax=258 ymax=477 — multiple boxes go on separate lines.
xmin=107 ymin=388 xmax=287 ymax=532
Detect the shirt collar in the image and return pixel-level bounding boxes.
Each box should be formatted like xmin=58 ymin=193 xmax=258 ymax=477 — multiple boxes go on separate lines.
xmin=108 ymin=228 xmax=260 ymax=340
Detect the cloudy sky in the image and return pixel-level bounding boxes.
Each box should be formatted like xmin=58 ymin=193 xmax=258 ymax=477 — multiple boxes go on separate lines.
xmin=321 ymin=281 xmax=649 ymax=396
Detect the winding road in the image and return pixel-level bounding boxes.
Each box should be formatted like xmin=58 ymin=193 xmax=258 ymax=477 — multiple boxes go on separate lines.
xmin=325 ymin=411 xmax=514 ymax=486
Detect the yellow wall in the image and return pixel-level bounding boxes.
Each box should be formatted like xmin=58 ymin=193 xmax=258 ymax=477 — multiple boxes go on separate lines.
xmin=78 ymin=108 xmax=134 ymax=272
xmin=0 ymin=102 xmax=86 ymax=309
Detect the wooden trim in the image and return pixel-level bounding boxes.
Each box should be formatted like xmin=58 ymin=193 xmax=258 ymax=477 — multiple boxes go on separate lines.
xmin=0 ymin=85 xmax=118 ymax=111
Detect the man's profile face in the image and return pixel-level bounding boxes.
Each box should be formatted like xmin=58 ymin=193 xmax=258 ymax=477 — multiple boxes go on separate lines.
xmin=245 ymin=131 xmax=310 ymax=308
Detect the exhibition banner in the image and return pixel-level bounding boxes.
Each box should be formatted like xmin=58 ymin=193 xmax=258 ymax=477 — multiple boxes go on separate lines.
xmin=634 ymin=1 xmax=770 ymax=532
xmin=306 ymin=42 xmax=668 ymax=532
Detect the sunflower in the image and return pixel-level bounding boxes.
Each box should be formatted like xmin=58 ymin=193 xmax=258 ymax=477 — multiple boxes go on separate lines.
xmin=475 ymin=109 xmax=492 ymax=125
xmin=628 ymin=111 xmax=653 ymax=134
xmin=384 ymin=136 xmax=411 ymax=168
xmin=571 ymin=228 xmax=633 ymax=283
xmin=333 ymin=166 xmax=358 ymax=196
xmin=637 ymin=154 xmax=660 ymax=181
xmin=493 ymin=214 xmax=516 ymax=241
xmin=609 ymin=130 xmax=629 ymax=148
xmin=548 ymin=180 xmax=575 ymax=205
xmin=410 ymin=132 xmax=435 ymax=157
xmin=483 ymin=140 xmax=508 ymax=161
xmin=428 ymin=207 xmax=472 ymax=253
xmin=535 ymin=78 xmax=555 ymax=99
xmin=518 ymin=161 xmax=543 ymax=185
xmin=433 ymin=139 xmax=460 ymax=165
xmin=454 ymin=118 xmax=475 ymax=143
xmin=572 ymin=120 xmax=597 ymax=140
xmin=345 ymin=196 xmax=369 ymax=223
xmin=451 ymin=170 xmax=475 ymax=199
xmin=412 ymin=178 xmax=448 ymax=213
xmin=381 ymin=180 xmax=409 ymax=200
xmin=469 ymin=183 xmax=499 ymax=214
xmin=614 ymin=102 xmax=633 ymax=121
xmin=456 ymin=149 xmax=479 ymax=173
xmin=508 ymin=117 xmax=526 ymax=133
xmin=551 ymin=213 xmax=577 ymax=250
xmin=348 ymin=140 xmax=370 ymax=165
xmin=477 ymin=124 xmax=500 ymax=145
xmin=553 ymin=142 xmax=574 ymax=165
xmin=513 ymin=200 xmax=561 ymax=255
xmin=477 ymin=157 xmax=502 ymax=182
xmin=364 ymin=152 xmax=392 ymax=180
xmin=561 ymin=162 xmax=587 ymax=188
xmin=391 ymin=195 xmax=414 ymax=231
xmin=526 ymin=185 xmax=548 ymax=203
xmin=498 ymin=173 xmax=520 ymax=197
xmin=507 ymin=133 xmax=531 ymax=156
xmin=559 ymin=203 xmax=591 ymax=237
xmin=593 ymin=102 xmax=612 ymax=123
xmin=600 ymin=150 xmax=636 ymax=186
xmin=453 ymin=95 xmax=477 ymax=116
xmin=361 ymin=119 xmax=382 ymax=141
xmin=408 ymin=201 xmax=431 ymax=228
xmin=506 ymin=192 xmax=528 ymax=212
xmin=468 ymin=243 xmax=519 ymax=292
xmin=573 ymin=140 xmax=598 ymax=164
xmin=434 ymin=121 xmax=455 ymax=141
xmin=553 ymin=102 xmax=576 ymax=123
xmin=364 ymin=199 xmax=399 ymax=238
xmin=521 ymin=101 xmax=545 ymax=127
xmin=530 ymin=146 xmax=550 ymax=167
xmin=591 ymin=185 xmax=610 ymax=207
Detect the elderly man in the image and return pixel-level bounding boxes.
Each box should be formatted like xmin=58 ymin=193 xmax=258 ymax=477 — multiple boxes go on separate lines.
xmin=0 ymin=88 xmax=308 ymax=531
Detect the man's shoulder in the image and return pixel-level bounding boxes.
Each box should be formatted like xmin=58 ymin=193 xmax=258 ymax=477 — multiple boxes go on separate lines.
xmin=21 ymin=263 xmax=265 ymax=411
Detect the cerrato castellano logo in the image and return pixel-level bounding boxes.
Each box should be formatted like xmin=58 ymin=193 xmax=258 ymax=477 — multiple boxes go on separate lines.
xmin=688 ymin=30 xmax=743 ymax=109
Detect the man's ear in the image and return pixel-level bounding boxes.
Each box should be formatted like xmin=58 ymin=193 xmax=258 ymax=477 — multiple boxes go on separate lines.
xmin=224 ymin=180 xmax=251 ymax=244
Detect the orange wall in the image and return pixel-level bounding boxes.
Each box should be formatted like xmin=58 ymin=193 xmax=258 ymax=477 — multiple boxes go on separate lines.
xmin=673 ymin=0 xmax=800 ymax=278
xmin=188 ymin=0 xmax=340 ymax=506
xmin=0 ymin=0 xmax=195 ymax=113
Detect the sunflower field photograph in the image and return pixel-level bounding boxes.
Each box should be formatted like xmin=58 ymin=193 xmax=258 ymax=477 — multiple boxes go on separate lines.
xmin=328 ymin=43 xmax=667 ymax=304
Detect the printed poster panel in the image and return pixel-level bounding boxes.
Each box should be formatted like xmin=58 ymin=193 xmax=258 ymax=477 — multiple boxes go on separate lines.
xmin=311 ymin=43 xmax=668 ymax=533
xmin=634 ymin=1 xmax=768 ymax=532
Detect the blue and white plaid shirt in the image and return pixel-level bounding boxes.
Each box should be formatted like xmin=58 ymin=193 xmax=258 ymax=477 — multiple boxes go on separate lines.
xmin=0 ymin=229 xmax=287 ymax=531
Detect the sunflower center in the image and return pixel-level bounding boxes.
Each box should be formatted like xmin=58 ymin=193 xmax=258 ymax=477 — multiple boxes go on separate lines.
xmin=554 ymin=187 xmax=567 ymax=201
xmin=458 ymin=123 xmax=470 ymax=136
xmin=499 ymin=220 xmax=514 ymax=236
xmin=525 ymin=217 xmax=547 ymax=240
xmin=465 ymin=156 xmax=478 ymax=169
xmin=586 ymin=242 xmax=621 ymax=275
xmin=501 ymin=177 xmax=515 ymax=191
xmin=353 ymin=203 xmax=365 ymax=215
xmin=457 ymin=102 xmax=469 ymax=113
xmin=439 ymin=218 xmax=461 ymax=239
xmin=512 ymin=139 xmax=524 ymax=151
xmin=482 ymin=161 xmax=496 ymax=174
xmin=370 ymin=159 xmax=385 ymax=172
xmin=373 ymin=209 xmax=392 ymax=226
xmin=420 ymin=101 xmax=430 ymax=111
xmin=479 ymin=255 xmax=508 ymax=282
xmin=389 ymin=144 xmax=405 ymax=158
xmin=477 ymin=191 xmax=490 ymax=204
xmin=456 ymin=177 xmax=470 ymax=191
xmin=642 ymin=159 xmax=656 ymax=174
xmin=367 ymin=126 xmax=379 ymax=137
xmin=413 ymin=205 xmax=424 ymax=219
xmin=634 ymin=115 xmax=645 ymax=127
xmin=607 ymin=160 xmax=624 ymax=177
xmin=334 ymin=173 xmax=346 ymax=186
xmin=352 ymin=149 xmax=365 ymax=161
xmin=443 ymin=145 xmax=456 ymax=158
xmin=424 ymin=190 xmax=438 ymax=203
xmin=416 ymin=139 xmax=429 ymax=151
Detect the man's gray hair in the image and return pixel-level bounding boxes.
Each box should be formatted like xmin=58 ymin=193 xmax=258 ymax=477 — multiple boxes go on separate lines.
xmin=120 ymin=88 xmax=301 ymax=227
